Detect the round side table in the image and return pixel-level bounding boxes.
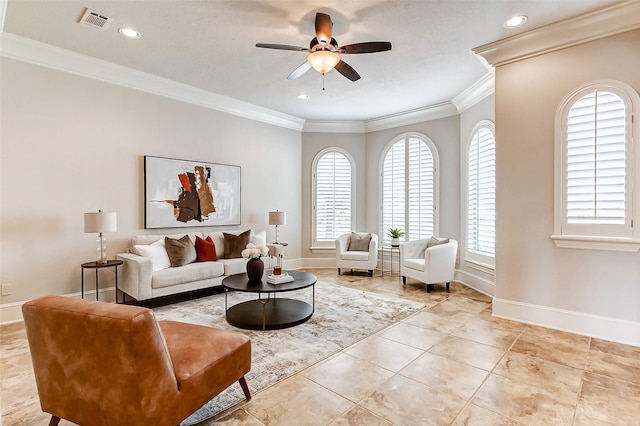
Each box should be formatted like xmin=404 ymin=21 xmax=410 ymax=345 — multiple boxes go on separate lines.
xmin=81 ymin=260 xmax=124 ymax=303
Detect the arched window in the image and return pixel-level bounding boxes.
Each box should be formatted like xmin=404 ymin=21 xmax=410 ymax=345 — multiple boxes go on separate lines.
xmin=381 ymin=133 xmax=439 ymax=245
xmin=553 ymin=81 xmax=640 ymax=251
xmin=466 ymin=121 xmax=496 ymax=263
xmin=312 ymin=148 xmax=355 ymax=247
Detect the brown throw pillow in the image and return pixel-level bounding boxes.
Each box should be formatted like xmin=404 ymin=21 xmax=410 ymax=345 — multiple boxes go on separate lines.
xmin=164 ymin=235 xmax=197 ymax=267
xmin=195 ymin=235 xmax=217 ymax=262
xmin=347 ymin=232 xmax=372 ymax=251
xmin=223 ymin=230 xmax=251 ymax=258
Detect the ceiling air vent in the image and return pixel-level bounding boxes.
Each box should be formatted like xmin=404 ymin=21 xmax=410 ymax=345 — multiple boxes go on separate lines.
xmin=79 ymin=9 xmax=113 ymax=31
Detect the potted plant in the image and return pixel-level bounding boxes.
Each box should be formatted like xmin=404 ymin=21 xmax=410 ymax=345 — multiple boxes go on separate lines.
xmin=387 ymin=228 xmax=404 ymax=247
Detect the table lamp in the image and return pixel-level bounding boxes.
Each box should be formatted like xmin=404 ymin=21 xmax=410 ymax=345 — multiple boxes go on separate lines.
xmin=84 ymin=210 xmax=117 ymax=264
xmin=268 ymin=210 xmax=286 ymax=244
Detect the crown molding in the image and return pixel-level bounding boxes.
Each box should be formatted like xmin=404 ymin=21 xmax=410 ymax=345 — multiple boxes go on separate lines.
xmin=303 ymin=120 xmax=366 ymax=133
xmin=364 ymin=102 xmax=459 ymax=133
xmin=452 ymin=71 xmax=495 ymax=113
xmin=303 ymin=102 xmax=460 ymax=134
xmin=473 ymin=0 xmax=640 ymax=67
xmin=0 ymin=32 xmax=305 ymax=131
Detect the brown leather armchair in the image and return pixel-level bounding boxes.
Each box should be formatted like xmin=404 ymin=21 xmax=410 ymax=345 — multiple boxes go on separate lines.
xmin=22 ymin=295 xmax=251 ymax=426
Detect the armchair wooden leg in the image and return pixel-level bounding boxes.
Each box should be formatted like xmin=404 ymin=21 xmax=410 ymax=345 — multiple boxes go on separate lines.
xmin=238 ymin=376 xmax=251 ymax=400
xmin=368 ymin=270 xmax=373 ymax=277
xmin=426 ymin=284 xmax=432 ymax=293
xmin=446 ymin=282 xmax=450 ymax=292
xmin=402 ymin=276 xmax=406 ymax=285
xmin=350 ymin=269 xmax=353 ymax=275
xmin=49 ymin=416 xmax=61 ymax=426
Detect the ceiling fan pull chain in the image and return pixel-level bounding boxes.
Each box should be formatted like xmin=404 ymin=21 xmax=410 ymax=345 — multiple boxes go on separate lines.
xmin=322 ymin=73 xmax=325 ymax=91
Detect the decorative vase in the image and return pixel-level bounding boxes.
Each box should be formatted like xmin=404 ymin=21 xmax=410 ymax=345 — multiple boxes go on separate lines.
xmin=246 ymin=257 xmax=264 ymax=283
xmin=391 ymin=237 xmax=400 ymax=247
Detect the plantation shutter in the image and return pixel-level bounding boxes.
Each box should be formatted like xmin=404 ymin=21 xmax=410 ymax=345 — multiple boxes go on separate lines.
xmin=315 ymin=151 xmax=352 ymax=241
xmin=407 ymin=137 xmax=434 ymax=240
xmin=565 ymin=90 xmax=629 ymax=234
xmin=467 ymin=127 xmax=496 ymax=257
xmin=382 ymin=136 xmax=435 ymax=245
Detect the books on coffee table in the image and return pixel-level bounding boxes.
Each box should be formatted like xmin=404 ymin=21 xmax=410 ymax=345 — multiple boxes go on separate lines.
xmin=266 ymin=273 xmax=294 ymax=284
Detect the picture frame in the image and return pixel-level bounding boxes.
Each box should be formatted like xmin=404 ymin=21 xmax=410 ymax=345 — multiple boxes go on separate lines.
xmin=144 ymin=155 xmax=241 ymax=229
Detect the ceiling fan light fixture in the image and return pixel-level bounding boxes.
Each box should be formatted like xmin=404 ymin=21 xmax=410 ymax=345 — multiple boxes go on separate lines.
xmin=307 ymin=50 xmax=340 ymax=75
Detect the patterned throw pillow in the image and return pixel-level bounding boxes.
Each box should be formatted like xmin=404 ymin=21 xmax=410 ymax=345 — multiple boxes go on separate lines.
xmin=348 ymin=232 xmax=372 ymax=251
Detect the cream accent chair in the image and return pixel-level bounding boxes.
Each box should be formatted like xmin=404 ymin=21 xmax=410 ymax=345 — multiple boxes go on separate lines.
xmin=400 ymin=237 xmax=458 ymax=292
xmin=335 ymin=232 xmax=379 ymax=277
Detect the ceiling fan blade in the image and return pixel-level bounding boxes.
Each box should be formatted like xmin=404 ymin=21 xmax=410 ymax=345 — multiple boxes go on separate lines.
xmin=334 ymin=60 xmax=361 ymax=81
xmin=256 ymin=43 xmax=309 ymax=52
xmin=315 ymin=12 xmax=333 ymax=44
xmin=338 ymin=41 xmax=392 ymax=54
xmin=287 ymin=62 xmax=312 ymax=80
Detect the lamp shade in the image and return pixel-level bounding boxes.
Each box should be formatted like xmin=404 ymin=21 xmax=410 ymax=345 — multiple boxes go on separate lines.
xmin=307 ymin=51 xmax=340 ymax=75
xmin=84 ymin=211 xmax=117 ymax=233
xmin=268 ymin=211 xmax=286 ymax=226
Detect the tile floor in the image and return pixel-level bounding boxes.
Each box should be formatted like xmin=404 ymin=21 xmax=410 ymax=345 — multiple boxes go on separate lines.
xmin=2 ymin=268 xmax=640 ymax=425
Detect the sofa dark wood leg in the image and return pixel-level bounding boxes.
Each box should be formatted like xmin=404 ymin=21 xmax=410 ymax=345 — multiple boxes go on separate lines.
xmin=446 ymin=282 xmax=450 ymax=292
xmin=368 ymin=270 xmax=373 ymax=277
xmin=402 ymin=276 xmax=406 ymax=285
xmin=337 ymin=268 xmax=341 ymax=275
xmin=350 ymin=269 xmax=353 ymax=275
xmin=238 ymin=376 xmax=251 ymax=400
xmin=49 ymin=416 xmax=61 ymax=426
xmin=426 ymin=284 xmax=432 ymax=293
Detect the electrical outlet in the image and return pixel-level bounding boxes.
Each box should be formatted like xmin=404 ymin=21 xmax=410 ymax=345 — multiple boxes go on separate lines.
xmin=1 ymin=284 xmax=12 ymax=296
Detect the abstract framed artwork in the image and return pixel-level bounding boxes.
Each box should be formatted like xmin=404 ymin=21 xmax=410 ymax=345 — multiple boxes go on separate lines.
xmin=144 ymin=156 xmax=241 ymax=229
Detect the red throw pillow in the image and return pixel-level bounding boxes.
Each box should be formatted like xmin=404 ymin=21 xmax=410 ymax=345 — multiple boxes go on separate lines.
xmin=195 ymin=235 xmax=217 ymax=262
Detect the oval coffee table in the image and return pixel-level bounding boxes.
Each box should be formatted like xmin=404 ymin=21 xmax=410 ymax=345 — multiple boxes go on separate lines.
xmin=222 ymin=270 xmax=317 ymax=330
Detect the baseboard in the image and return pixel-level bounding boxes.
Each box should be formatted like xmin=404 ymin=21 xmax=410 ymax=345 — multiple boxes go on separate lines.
xmin=454 ymin=269 xmax=495 ymax=297
xmin=0 ymin=287 xmax=117 ymax=325
xmin=299 ymin=257 xmax=337 ymax=269
xmin=493 ymin=298 xmax=640 ymax=347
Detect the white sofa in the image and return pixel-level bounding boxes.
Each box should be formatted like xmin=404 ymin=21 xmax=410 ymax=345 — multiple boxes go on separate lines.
xmin=400 ymin=237 xmax=458 ymax=292
xmin=117 ymin=230 xmax=278 ymax=301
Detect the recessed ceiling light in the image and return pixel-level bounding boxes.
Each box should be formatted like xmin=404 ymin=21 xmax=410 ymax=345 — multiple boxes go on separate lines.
xmin=298 ymin=94 xmax=309 ymax=100
xmin=504 ymin=15 xmax=527 ymax=28
xmin=118 ymin=27 xmax=141 ymax=39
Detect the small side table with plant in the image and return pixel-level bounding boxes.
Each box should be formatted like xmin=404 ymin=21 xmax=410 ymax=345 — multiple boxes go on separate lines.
xmin=387 ymin=228 xmax=405 ymax=247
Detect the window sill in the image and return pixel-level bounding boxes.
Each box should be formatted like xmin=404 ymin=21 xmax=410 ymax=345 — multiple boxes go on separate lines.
xmin=463 ymin=258 xmax=495 ymax=275
xmin=310 ymin=246 xmax=336 ymax=254
xmin=550 ymin=235 xmax=640 ymax=252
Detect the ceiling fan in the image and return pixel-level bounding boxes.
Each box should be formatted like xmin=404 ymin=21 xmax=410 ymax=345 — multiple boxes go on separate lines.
xmin=256 ymin=12 xmax=392 ymax=82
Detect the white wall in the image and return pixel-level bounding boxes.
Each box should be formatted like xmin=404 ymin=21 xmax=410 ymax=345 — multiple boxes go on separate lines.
xmin=0 ymin=57 xmax=301 ymax=317
xmin=494 ymin=29 xmax=640 ymax=344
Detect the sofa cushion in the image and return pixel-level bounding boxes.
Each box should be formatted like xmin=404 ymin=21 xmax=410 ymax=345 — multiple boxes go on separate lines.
xmin=195 ymin=236 xmax=217 ymax=262
xmin=348 ymin=232 xmax=371 ymax=251
xmin=340 ymin=251 xmax=370 ymax=261
xmin=217 ymin=258 xmax=249 ymax=276
xmin=223 ymin=230 xmax=251 ymax=258
xmin=133 ymin=239 xmax=171 ymax=271
xmin=165 ymin=235 xmax=197 ymax=267
xmin=151 ymin=262 xmax=225 ymax=289
xmin=404 ymin=258 xmax=425 ymax=271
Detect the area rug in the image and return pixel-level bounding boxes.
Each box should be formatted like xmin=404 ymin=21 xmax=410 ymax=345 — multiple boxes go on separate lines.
xmin=153 ymin=281 xmax=424 ymax=425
